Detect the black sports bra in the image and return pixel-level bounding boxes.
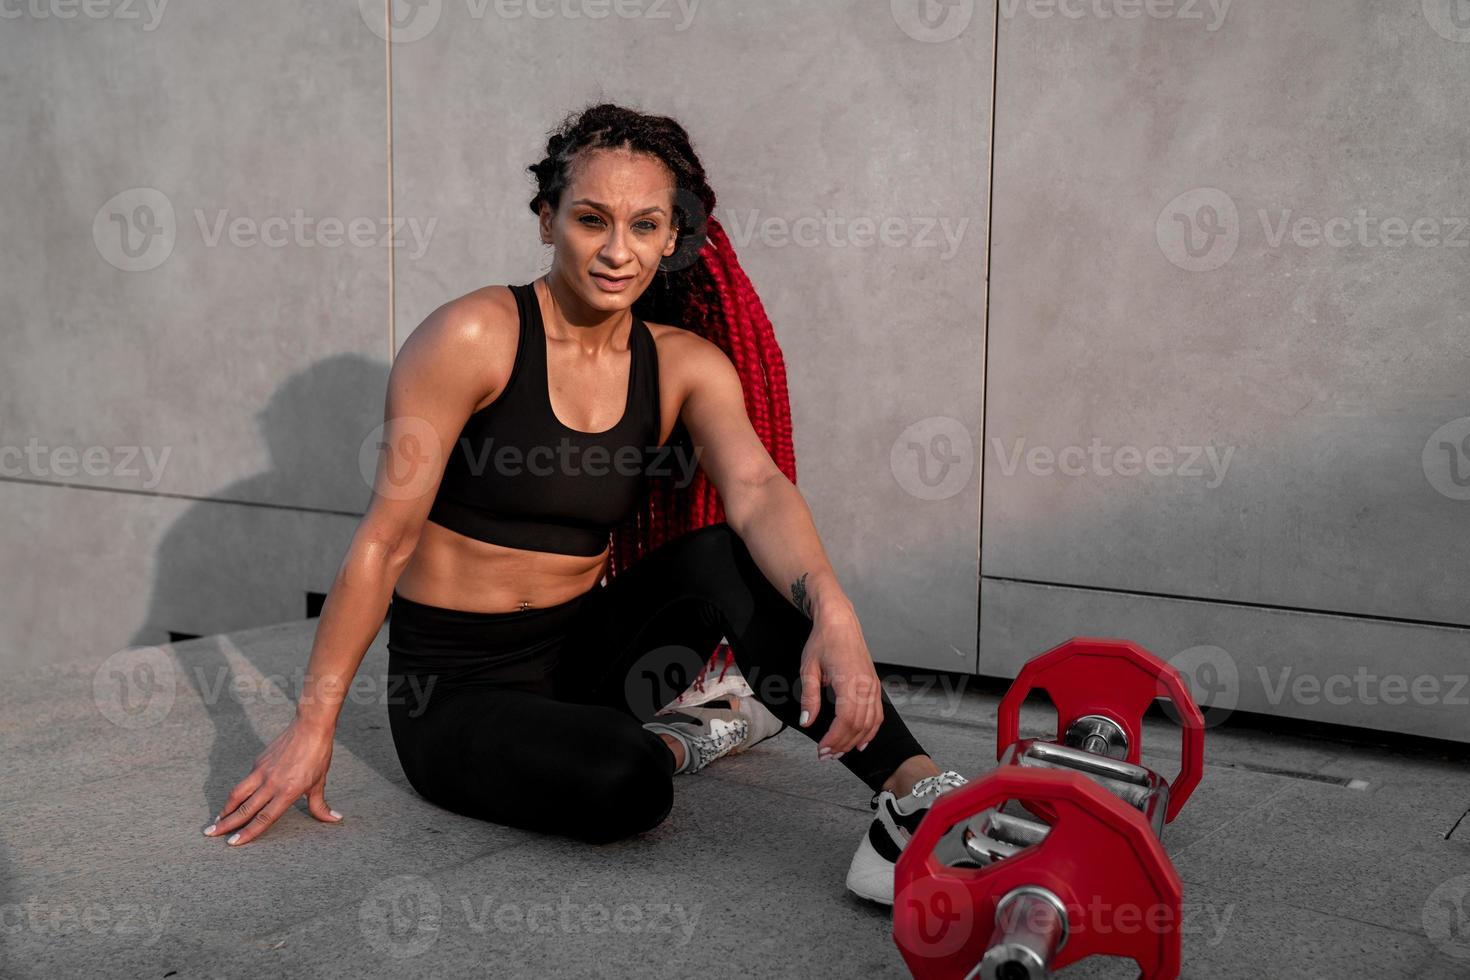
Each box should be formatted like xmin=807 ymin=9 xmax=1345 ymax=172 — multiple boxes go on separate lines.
xmin=426 ymin=281 xmax=666 ymax=557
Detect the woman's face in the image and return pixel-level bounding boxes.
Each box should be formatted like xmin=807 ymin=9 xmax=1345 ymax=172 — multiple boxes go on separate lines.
xmin=539 ymin=147 xmax=680 ymax=313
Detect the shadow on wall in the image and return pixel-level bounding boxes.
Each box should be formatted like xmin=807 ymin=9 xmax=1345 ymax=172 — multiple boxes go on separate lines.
xmin=120 ymin=353 xmax=411 ymax=826
xmin=127 ymin=353 xmax=389 ymax=649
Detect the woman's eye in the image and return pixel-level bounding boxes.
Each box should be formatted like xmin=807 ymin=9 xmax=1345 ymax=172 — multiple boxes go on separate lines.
xmin=576 ymin=215 xmax=658 ymax=232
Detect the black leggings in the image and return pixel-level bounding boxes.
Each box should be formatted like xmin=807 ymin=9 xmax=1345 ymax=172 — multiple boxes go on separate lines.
xmin=386 ymin=521 xmax=929 ymax=844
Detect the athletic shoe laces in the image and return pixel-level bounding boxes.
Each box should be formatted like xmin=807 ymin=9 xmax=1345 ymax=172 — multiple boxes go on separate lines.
xmin=871 ymin=769 xmax=969 ymax=811
xmin=686 ymin=717 xmax=749 ymax=773
xmin=909 ymin=769 xmax=969 ymax=801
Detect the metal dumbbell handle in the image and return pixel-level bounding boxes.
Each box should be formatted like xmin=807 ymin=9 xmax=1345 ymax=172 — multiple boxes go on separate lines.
xmin=1004 ymin=739 xmax=1172 ymax=838
xmin=960 ymin=807 xmax=1053 ymax=866
xmin=973 ymin=887 xmax=1069 ymax=980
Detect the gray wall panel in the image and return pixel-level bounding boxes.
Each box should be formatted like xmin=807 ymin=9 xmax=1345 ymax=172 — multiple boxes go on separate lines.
xmin=1 ymin=3 xmax=391 ymax=666
xmin=982 ymin=2 xmax=1469 ymax=635
xmin=1 ymin=3 xmax=388 ymax=513
xmin=0 ymin=481 xmax=359 ymax=670
xmin=981 ymin=578 xmax=1470 ymax=743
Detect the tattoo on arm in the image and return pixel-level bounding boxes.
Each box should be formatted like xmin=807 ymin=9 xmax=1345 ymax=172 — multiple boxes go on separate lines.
xmin=789 ymin=572 xmax=813 ymax=618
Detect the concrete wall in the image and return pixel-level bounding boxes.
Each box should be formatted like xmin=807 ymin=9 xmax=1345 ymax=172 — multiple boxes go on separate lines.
xmin=0 ymin=4 xmax=387 ymax=667
xmin=5 ymin=1 xmax=1463 ymax=741
xmin=980 ymin=0 xmax=1470 ymax=741
xmin=1 ymin=2 xmax=990 ymax=680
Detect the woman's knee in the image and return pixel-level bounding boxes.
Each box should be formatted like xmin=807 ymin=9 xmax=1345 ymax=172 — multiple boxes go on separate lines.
xmin=669 ymin=520 xmax=741 ymax=566
xmin=663 ymin=522 xmax=757 ymax=595
xmin=574 ymin=723 xmax=674 ymax=844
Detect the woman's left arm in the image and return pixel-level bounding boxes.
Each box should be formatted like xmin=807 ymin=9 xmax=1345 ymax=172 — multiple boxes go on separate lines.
xmin=677 ymin=337 xmax=884 ymax=758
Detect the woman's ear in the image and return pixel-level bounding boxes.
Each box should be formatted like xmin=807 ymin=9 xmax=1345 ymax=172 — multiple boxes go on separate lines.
xmin=538 ymin=202 xmax=555 ymax=245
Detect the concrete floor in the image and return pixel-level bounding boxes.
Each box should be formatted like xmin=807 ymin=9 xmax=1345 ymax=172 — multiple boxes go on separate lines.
xmin=2 ymin=617 xmax=1468 ymax=979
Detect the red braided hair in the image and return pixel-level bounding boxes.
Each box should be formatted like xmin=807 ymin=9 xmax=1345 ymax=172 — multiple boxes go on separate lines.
xmin=606 ymin=215 xmax=797 ymax=575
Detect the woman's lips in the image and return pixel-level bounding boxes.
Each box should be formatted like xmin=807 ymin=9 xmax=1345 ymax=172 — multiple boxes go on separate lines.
xmin=591 ymin=272 xmax=634 ymax=292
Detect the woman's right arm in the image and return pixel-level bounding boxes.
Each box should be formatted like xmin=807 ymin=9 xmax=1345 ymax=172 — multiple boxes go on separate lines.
xmin=203 ymin=291 xmax=517 ymax=846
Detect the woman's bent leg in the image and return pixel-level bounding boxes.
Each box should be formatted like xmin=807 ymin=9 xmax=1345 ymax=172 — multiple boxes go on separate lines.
xmin=387 ymin=681 xmax=674 ymax=845
xmin=384 ymin=590 xmax=675 ymax=845
xmin=556 ymin=521 xmax=929 ymax=794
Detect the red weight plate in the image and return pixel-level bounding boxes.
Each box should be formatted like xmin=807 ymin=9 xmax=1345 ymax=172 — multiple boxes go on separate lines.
xmin=894 ymin=767 xmax=1183 ymax=980
xmin=997 ymin=638 xmax=1204 ymax=822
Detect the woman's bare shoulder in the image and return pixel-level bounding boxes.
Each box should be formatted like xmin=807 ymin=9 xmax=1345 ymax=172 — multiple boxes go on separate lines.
xmin=642 ymin=320 xmax=741 ymax=413
xmin=393 ymin=284 xmax=522 ymax=411
xmin=417 ymin=284 xmax=518 ymax=345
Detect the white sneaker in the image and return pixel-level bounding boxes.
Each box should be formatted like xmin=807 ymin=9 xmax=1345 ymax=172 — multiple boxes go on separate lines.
xmin=845 ymin=770 xmax=970 ymax=906
xmin=700 ymin=695 xmax=787 ymax=754
xmin=643 ymin=706 xmax=750 ymax=775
